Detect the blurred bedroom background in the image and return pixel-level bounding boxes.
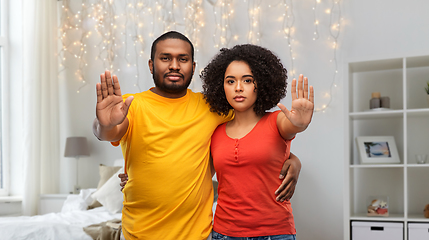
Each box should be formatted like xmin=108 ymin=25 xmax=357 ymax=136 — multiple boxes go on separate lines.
xmin=1 ymin=0 xmax=429 ymax=239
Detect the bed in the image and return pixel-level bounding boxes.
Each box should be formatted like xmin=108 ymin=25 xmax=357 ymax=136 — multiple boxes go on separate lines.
xmin=0 ymin=163 xmax=125 ymax=240
xmin=0 ymin=161 xmax=220 ymax=240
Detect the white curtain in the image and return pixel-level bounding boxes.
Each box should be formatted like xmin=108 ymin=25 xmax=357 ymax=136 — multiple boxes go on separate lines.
xmin=21 ymin=0 xmax=60 ymax=216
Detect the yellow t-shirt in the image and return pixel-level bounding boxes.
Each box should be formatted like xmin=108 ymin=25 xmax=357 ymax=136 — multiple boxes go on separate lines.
xmin=113 ymin=89 xmax=232 ymax=240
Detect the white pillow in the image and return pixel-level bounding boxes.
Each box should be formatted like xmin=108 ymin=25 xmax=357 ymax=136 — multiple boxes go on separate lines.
xmin=88 ymin=165 xmax=122 ymax=209
xmin=81 ymin=188 xmax=98 ymax=206
xmin=91 ymin=167 xmax=124 ymax=214
xmin=61 ymin=194 xmax=88 ymax=212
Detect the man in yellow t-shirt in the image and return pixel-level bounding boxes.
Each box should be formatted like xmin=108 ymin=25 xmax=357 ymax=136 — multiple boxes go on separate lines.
xmin=93 ymin=31 xmax=301 ymax=240
xmin=112 ymin=89 xmax=232 ymax=239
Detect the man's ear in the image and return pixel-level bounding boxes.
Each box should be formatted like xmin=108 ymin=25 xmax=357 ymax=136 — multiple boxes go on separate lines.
xmin=148 ymin=59 xmax=154 ymax=74
xmin=192 ymin=61 xmax=196 ymax=76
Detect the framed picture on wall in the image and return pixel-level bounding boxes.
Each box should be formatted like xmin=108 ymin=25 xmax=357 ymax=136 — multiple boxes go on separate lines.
xmin=356 ymin=136 xmax=400 ymax=164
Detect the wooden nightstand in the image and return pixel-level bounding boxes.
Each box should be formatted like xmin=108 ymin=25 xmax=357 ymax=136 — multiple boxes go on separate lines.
xmin=38 ymin=194 xmax=70 ymax=215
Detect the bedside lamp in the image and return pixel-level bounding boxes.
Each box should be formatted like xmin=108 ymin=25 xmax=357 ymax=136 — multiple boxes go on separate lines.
xmin=64 ymin=137 xmax=90 ymax=194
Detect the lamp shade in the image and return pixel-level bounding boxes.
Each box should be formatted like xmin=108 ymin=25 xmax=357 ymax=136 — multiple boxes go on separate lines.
xmin=64 ymin=137 xmax=90 ymax=157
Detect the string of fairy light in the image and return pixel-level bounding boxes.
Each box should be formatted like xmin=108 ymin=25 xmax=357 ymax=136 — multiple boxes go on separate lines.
xmin=281 ymin=0 xmax=296 ymax=78
xmin=314 ymin=0 xmax=342 ymax=113
xmin=122 ymin=0 xmax=148 ymax=92
xmin=58 ymin=0 xmax=343 ymax=112
xmin=185 ymin=0 xmax=204 ymax=52
xmin=209 ymin=0 xmax=234 ymax=48
xmin=312 ymin=0 xmax=320 ymax=41
xmin=247 ymin=0 xmax=262 ymax=44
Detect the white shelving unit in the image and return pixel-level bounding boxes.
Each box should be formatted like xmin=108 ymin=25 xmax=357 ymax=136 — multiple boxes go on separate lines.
xmin=344 ymin=55 xmax=429 ymax=240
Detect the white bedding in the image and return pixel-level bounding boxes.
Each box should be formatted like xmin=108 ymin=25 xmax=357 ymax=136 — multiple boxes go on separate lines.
xmin=0 ymin=207 xmax=121 ymax=240
xmin=0 ymin=189 xmax=122 ymax=240
xmin=0 ymin=169 xmax=216 ymax=240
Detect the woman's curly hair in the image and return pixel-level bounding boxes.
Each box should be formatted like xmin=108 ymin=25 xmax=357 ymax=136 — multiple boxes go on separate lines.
xmin=201 ymin=44 xmax=288 ymax=116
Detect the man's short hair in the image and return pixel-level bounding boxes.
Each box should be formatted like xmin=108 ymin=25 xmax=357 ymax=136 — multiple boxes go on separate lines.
xmin=151 ymin=31 xmax=194 ymax=62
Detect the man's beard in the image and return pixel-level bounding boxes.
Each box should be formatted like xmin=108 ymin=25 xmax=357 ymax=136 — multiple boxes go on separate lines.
xmin=152 ymin=65 xmax=192 ymax=93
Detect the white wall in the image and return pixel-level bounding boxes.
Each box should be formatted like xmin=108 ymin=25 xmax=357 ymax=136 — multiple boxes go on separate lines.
xmin=7 ymin=0 xmax=429 ymax=239
xmin=343 ymin=0 xmax=429 ymax=60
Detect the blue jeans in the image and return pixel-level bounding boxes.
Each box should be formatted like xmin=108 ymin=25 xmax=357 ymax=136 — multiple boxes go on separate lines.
xmin=212 ymin=230 xmax=296 ymax=240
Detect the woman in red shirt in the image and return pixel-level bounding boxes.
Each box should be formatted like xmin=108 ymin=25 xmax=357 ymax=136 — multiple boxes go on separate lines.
xmin=201 ymin=44 xmax=314 ymax=240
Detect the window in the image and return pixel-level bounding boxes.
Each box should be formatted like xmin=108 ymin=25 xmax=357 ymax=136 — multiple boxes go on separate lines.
xmin=0 ymin=0 xmax=8 ymax=196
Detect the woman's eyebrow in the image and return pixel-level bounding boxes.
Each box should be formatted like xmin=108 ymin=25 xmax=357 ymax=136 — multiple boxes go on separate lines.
xmin=225 ymin=74 xmax=254 ymax=79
